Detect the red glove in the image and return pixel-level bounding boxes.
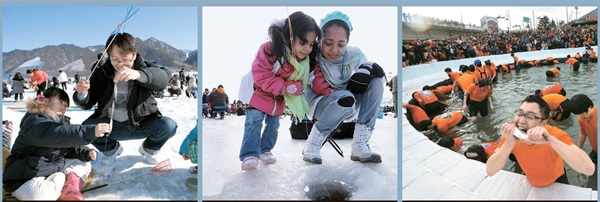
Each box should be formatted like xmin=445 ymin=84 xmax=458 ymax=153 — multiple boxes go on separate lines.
xmin=282 ymin=81 xmax=304 ymax=96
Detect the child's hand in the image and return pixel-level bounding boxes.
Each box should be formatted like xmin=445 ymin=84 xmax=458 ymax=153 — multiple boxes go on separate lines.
xmin=182 ymin=154 xmax=189 ymax=160
xmin=282 ymin=81 xmax=304 ymax=96
xmin=89 ymin=150 xmax=97 ymax=161
xmin=95 ymin=123 xmax=111 ymax=137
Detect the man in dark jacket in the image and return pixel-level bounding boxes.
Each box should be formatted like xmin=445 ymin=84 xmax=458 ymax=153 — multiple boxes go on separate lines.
xmin=73 ymin=32 xmax=177 ymax=166
xmin=207 ymin=84 xmax=229 ymax=119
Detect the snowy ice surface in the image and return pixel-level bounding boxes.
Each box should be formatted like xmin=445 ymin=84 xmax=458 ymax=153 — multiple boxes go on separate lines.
xmin=202 ymin=113 xmax=398 ymax=200
xmin=2 ymin=84 xmax=199 ymax=200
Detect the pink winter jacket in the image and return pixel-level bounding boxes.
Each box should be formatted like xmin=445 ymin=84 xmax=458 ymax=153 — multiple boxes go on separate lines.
xmin=250 ymin=41 xmax=296 ymax=116
xmin=310 ymin=65 xmax=336 ymax=96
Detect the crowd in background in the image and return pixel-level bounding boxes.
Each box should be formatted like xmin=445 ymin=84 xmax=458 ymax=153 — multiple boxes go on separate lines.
xmin=403 ymin=24 xmax=597 ymax=67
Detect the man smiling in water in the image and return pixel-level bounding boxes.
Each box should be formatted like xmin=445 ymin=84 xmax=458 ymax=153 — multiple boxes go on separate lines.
xmin=486 ymin=95 xmax=595 ymax=187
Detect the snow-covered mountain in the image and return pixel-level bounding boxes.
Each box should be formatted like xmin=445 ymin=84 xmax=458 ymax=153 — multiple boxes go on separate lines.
xmin=3 ymin=38 xmax=197 ymax=78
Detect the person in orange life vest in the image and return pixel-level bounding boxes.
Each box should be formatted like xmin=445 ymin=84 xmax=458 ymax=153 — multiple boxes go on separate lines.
xmin=427 ymin=111 xmax=468 ymax=134
xmin=452 ymin=65 xmax=476 ymax=101
xmin=486 ymin=95 xmax=595 ymax=187
xmin=473 ymin=59 xmax=490 ymax=83
xmin=545 ymin=67 xmax=560 ymax=77
xmin=541 ymin=93 xmax=572 ymax=121
xmin=520 ymin=60 xmax=536 ymax=68
xmin=444 ymin=67 xmax=461 ymax=83
xmin=402 ymin=103 xmax=431 ymax=131
xmin=465 ymin=142 xmax=498 ymax=163
xmin=535 ymin=84 xmax=566 ymax=97
xmin=423 ymin=85 xmax=451 ymax=102
xmin=437 ymin=136 xmax=464 ymax=152
xmin=589 ymin=48 xmax=597 ymax=63
xmin=511 ymin=53 xmax=521 ymax=72
xmin=431 ymin=68 xmax=458 ymax=90
xmin=570 ymin=94 xmax=597 ymax=164
xmin=499 ymin=64 xmax=511 ymax=73
xmin=541 ymin=56 xmax=554 ymax=66
xmin=565 ymin=55 xmax=581 ymax=71
xmin=482 ymin=60 xmax=497 ymax=82
xmin=435 ymin=85 xmax=453 ymax=95
xmin=463 ymin=79 xmax=493 ymax=121
xmin=409 ymin=86 xmax=447 ymax=118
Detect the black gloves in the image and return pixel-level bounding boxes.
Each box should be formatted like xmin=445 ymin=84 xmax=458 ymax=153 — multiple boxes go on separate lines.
xmin=370 ymin=63 xmax=386 ymax=78
xmin=346 ymin=63 xmax=385 ymax=94
xmin=347 ymin=71 xmax=370 ymax=94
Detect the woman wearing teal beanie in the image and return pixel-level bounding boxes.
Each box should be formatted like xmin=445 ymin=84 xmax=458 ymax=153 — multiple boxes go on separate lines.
xmin=302 ymin=11 xmax=385 ymax=164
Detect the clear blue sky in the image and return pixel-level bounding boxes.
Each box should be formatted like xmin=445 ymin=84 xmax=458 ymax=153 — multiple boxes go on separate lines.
xmin=2 ymin=6 xmax=198 ymax=52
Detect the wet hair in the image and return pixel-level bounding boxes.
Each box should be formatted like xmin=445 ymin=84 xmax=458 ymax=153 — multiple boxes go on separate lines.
xmin=567 ymin=54 xmax=571 ymax=58
xmin=459 ymin=65 xmax=467 ymax=73
xmin=417 ymin=120 xmax=432 ymax=131
xmin=43 ymin=87 xmax=70 ymax=108
xmin=557 ymin=67 xmax=560 ymax=71
xmin=570 ymin=94 xmax=594 ymax=115
xmin=485 ymin=60 xmax=491 ymax=66
xmin=510 ymin=53 xmax=514 ymax=57
xmin=477 ymin=78 xmax=490 ymax=87
xmin=468 ymin=65 xmax=475 ymax=72
xmin=422 ymin=85 xmax=432 ymax=91
xmin=534 ymin=89 xmax=541 ymax=96
xmin=545 ymin=70 xmax=554 ymax=77
xmin=105 ymin=32 xmax=137 ymax=57
xmin=521 ymin=95 xmax=550 ymax=120
xmin=437 ymin=137 xmax=454 ymax=149
xmin=322 ymin=20 xmax=351 ymax=41
xmin=465 ymin=144 xmax=488 ymax=163
xmin=268 ymin=11 xmax=322 ymax=69
xmin=444 ymin=67 xmax=452 ymax=73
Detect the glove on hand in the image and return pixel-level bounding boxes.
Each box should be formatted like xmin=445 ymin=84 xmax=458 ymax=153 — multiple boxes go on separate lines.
xmin=282 ymin=81 xmax=304 ymax=96
xmin=370 ymin=63 xmax=386 ymax=78
xmin=346 ymin=68 xmax=371 ymax=94
xmin=346 ymin=62 xmax=385 ymax=94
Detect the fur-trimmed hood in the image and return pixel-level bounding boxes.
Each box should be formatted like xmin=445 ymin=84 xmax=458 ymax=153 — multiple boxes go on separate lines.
xmin=26 ymin=99 xmax=60 ymax=122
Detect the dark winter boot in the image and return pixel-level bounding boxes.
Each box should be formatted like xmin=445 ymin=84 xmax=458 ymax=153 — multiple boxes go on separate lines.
xmin=57 ymin=172 xmax=85 ymax=201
